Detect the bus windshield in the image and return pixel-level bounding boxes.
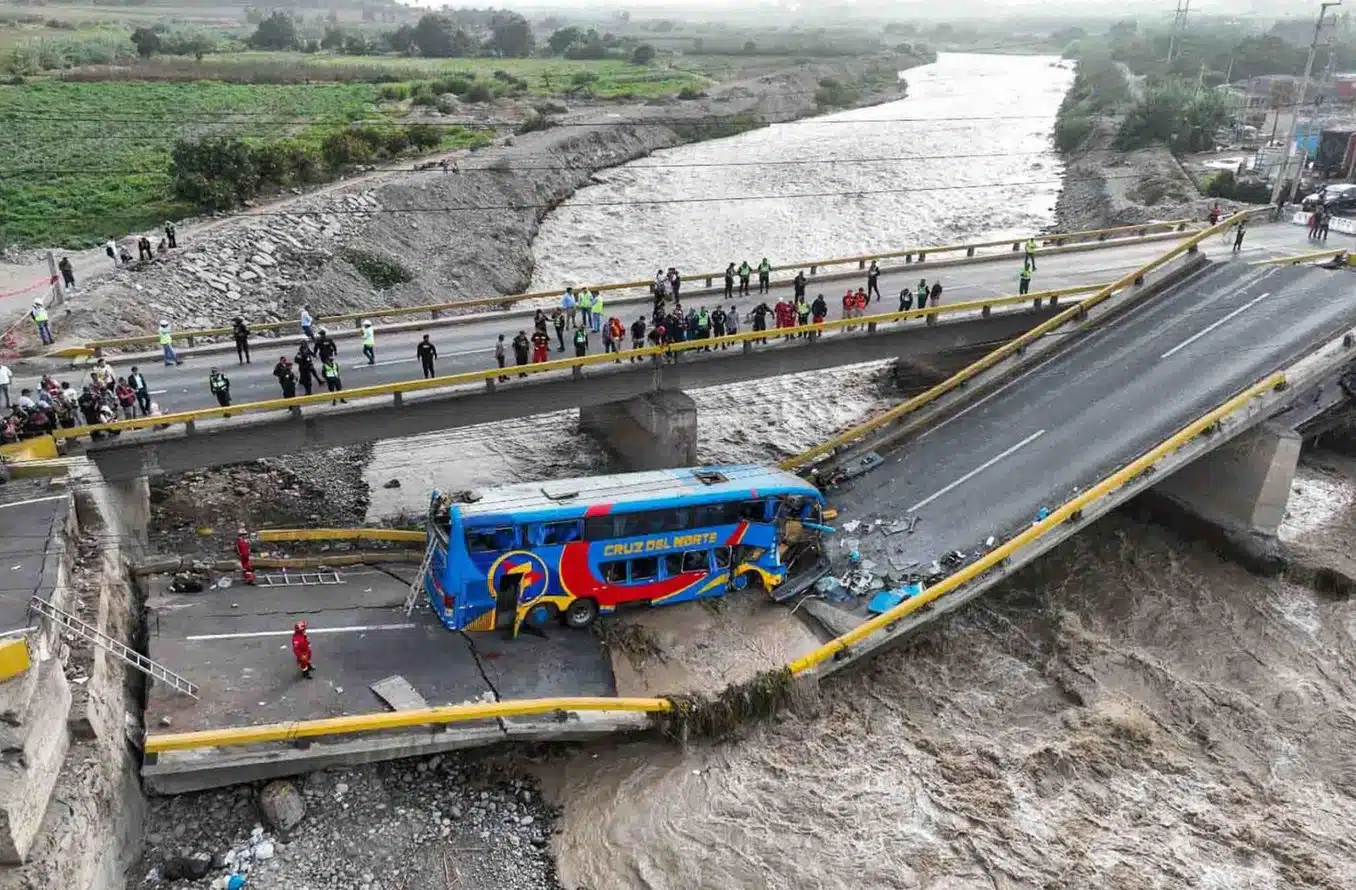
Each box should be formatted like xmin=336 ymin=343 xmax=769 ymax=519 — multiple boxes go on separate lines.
xmin=415 ymin=465 xmax=831 ymax=635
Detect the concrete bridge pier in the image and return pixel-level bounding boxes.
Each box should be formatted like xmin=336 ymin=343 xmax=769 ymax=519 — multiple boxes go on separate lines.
xmin=579 ymin=390 xmax=698 ymax=471
xmin=1155 ymin=421 xmax=1300 ymax=543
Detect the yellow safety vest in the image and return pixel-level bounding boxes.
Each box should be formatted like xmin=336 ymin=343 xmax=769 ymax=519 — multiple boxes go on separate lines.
xmin=158 ymin=329 xmax=172 ymax=346
xmin=362 ymin=328 xmax=375 ymax=347
xmin=31 ymin=306 xmax=47 ymax=324
xmin=1020 ymin=265 xmax=1032 ymax=281
xmin=1025 ymin=239 xmax=1037 ymax=254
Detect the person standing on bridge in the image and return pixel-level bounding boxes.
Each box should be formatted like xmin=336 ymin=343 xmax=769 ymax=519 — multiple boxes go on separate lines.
xmin=295 ymin=343 xmax=321 ymax=396
xmin=495 ymin=334 xmax=509 ymax=382
xmin=530 ymin=325 xmax=551 ymax=364
xmin=322 ymin=358 xmax=345 ymax=404
xmin=208 ymin=368 xmax=231 ymax=408
xmin=867 ymin=261 xmax=881 ymax=302
xmin=898 ymin=287 xmax=913 ymax=312
xmin=738 ymin=260 xmax=752 ymax=297
xmin=552 ymin=308 xmax=567 ymax=352
xmin=315 ymin=328 xmax=337 ymax=366
xmin=128 ymin=366 xmax=151 ymax=416
xmin=1232 ymin=218 xmax=1247 ymax=253
xmin=1018 ymin=260 xmax=1033 ymax=296
xmin=757 ymin=258 xmax=772 ymax=294
xmin=512 ymin=331 xmax=530 ymax=378
xmin=1024 ymin=237 xmax=1038 ymax=271
xmin=0 ymin=362 xmax=12 ymax=409
xmin=630 ymin=316 xmax=647 ymax=359
xmin=795 ymin=294 xmax=810 ymax=336
xmin=811 ymin=293 xmax=828 ymax=338
xmin=157 ymin=319 xmax=180 ymax=367
xmin=417 ymin=334 xmax=438 ymax=379
xmin=30 ymin=299 xmax=52 ymax=346
xmin=561 ymin=288 xmax=576 ymax=329
xmin=291 ymin=620 xmax=314 ymax=678
xmin=273 ymin=356 xmax=297 ymax=398
xmin=724 ymin=263 xmax=736 ymax=300
xmin=360 ymin=320 xmax=376 ymax=365
xmin=929 ymin=281 xmax=943 ymax=308
xmin=725 ymin=304 xmax=738 ymax=341
xmin=300 ymin=306 xmax=315 ymax=342
xmin=572 ymin=326 xmax=588 ymax=358
xmin=232 ymin=316 xmax=251 ymax=365
xmin=575 ymin=288 xmax=592 ymax=331
xmin=591 ymin=291 xmax=605 ymax=334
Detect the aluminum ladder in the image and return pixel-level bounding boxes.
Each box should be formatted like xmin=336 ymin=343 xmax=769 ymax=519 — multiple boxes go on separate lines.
xmin=255 ymin=570 xmax=343 ymax=588
xmin=403 ymin=541 xmax=436 ymax=616
xmin=28 ymin=595 xmax=199 ymax=699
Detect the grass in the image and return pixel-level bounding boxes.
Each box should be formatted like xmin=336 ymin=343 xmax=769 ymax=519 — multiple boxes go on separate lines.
xmin=192 ymin=52 xmax=711 ymax=99
xmin=0 ymin=79 xmax=488 ymax=248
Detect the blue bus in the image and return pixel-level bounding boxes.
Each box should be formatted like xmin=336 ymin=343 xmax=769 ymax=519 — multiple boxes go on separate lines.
xmin=419 ymin=465 xmax=833 ymax=636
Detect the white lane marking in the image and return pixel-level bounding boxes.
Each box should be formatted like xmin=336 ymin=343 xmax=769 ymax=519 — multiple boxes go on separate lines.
xmin=352 ymin=358 xmax=415 ymax=369
xmin=148 ymin=389 xmax=167 ymax=395
xmin=916 ymin=373 xmax=1027 ymax=442
xmin=1160 ymin=292 xmax=1271 ymax=359
xmin=907 ymin=429 xmax=1046 ymax=513
xmin=0 ymin=495 xmax=67 ymax=511
xmin=186 ymin=622 xmax=416 ymax=641
xmin=445 ymin=347 xmax=492 ymax=357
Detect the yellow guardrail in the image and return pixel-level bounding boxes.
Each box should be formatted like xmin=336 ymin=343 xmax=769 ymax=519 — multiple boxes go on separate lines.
xmin=51 ymin=282 xmax=1107 ymax=443
xmin=82 ymin=220 xmax=1193 ymax=352
xmin=787 ymin=371 xmax=1286 ymax=673
xmin=1251 ymin=249 xmax=1352 ymax=267
xmin=143 ymin=697 xmax=673 ymax=753
xmin=257 ymin=528 xmax=425 ymax=544
xmin=141 ymin=368 xmax=1289 ymax=755
xmin=777 ymin=210 xmax=1253 ymax=471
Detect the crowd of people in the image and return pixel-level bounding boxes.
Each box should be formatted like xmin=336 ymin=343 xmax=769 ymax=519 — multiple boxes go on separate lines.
xmin=0 ymin=357 xmax=164 ymax=445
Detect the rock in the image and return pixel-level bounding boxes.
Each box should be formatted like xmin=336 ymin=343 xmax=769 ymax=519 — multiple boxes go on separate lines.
xmin=253 ymin=840 xmax=275 ymax=861
xmin=335 ymin=783 xmax=349 ymax=795
xmin=185 ymin=852 xmax=213 ymax=879
xmin=258 ymin=780 xmax=307 ymax=833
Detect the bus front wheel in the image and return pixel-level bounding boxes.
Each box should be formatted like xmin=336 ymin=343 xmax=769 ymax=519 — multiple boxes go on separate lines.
xmin=564 ymin=598 xmax=599 ymax=630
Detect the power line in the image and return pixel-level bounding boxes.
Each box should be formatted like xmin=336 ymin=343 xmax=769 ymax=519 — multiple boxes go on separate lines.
xmin=0 ymin=148 xmax=1073 ymax=180
xmin=0 ymin=172 xmax=1116 ymax=223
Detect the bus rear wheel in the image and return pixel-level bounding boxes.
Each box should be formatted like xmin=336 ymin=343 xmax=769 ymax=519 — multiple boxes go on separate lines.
xmin=563 ymin=598 xmax=599 ymax=630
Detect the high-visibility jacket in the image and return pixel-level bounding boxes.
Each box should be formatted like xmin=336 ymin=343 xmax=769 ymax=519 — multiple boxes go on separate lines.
xmin=578 ymin=290 xmax=593 ymax=311
xmin=1025 ymin=238 xmax=1037 ymax=255
xmin=758 ymin=260 xmax=771 ymax=274
xmin=1020 ymin=265 xmax=1032 ymax=281
xmin=158 ymin=325 xmax=172 ymax=346
xmin=209 ymin=374 xmax=228 ymax=393
xmin=322 ymin=361 xmax=340 ymax=380
xmin=30 ymin=305 xmax=47 ymax=324
xmin=592 ymin=293 xmax=604 ymax=314
xmin=361 ymin=327 xmax=375 ymax=347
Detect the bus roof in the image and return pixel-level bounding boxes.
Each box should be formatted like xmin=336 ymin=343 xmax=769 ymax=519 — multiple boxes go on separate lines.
xmin=452 ymin=465 xmax=821 ymax=523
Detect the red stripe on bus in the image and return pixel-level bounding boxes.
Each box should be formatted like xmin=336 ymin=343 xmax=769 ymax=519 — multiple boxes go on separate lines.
xmin=584 ymin=503 xmax=613 ymax=517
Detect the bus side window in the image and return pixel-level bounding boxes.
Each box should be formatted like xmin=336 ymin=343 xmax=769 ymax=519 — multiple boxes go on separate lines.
xmin=662 ymin=553 xmax=683 ymax=578
xmin=527 ymin=520 xmax=583 ymax=547
xmin=467 ymin=526 xmax=517 ymax=553
xmin=681 ymin=550 xmax=709 ymax=572
xmin=714 ymin=547 xmax=732 ymax=569
xmin=629 ymin=557 xmax=658 ymax=582
xmin=602 ymin=561 xmax=626 ymax=584
xmin=739 ymin=499 xmax=775 ymax=523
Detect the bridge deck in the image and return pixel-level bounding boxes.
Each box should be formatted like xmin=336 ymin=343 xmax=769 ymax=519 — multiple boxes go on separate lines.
xmin=144 ymin=564 xmax=615 ymax=734
xmin=817 ymin=261 xmax=1356 ymax=628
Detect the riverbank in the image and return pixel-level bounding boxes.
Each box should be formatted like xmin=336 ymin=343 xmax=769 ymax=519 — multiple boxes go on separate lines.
xmin=16 ymin=50 xmax=927 ymax=354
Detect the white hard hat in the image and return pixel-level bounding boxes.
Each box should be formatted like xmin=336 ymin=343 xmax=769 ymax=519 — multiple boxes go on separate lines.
xmin=159 ymin=319 xmax=167 ymax=325
xmin=362 ymin=319 xmax=372 ymax=326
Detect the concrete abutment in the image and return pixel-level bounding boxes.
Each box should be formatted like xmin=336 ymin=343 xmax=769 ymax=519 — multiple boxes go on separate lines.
xmin=579 ymin=390 xmax=699 ymax=471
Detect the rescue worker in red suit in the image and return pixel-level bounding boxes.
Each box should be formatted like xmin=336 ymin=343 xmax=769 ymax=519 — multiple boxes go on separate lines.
xmin=291 ymin=620 xmax=314 ymax=678
xmin=235 ymin=531 xmax=254 ymax=584
xmin=530 ymin=328 xmax=551 ymax=364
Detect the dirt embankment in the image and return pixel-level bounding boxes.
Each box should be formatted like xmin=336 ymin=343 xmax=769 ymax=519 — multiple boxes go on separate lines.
xmin=37 ymin=53 xmax=924 ymax=351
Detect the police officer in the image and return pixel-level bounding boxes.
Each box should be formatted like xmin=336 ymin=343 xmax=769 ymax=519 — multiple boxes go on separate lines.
xmin=232 ymin=316 xmax=250 ymax=365
xmin=315 ymin=328 xmax=338 ymax=365
xmin=208 ymin=368 xmax=231 ymax=408
xmin=295 ymin=342 xmax=322 ymax=396
xmin=866 ymin=261 xmax=881 ymax=301
xmin=1024 ymin=237 xmax=1038 ymax=271
xmin=757 ymin=257 xmax=772 ymax=294
xmin=1018 ymin=259 xmax=1033 ymax=296
xmin=512 ymin=331 xmax=531 ymax=377
xmin=273 ymin=356 xmax=297 ymax=398
xmin=416 ymin=334 xmax=437 ymax=379
xmin=573 ymin=326 xmax=589 ymax=357
xmin=322 ymin=358 xmax=345 ymax=404
xmin=630 ymin=316 xmax=647 ymax=360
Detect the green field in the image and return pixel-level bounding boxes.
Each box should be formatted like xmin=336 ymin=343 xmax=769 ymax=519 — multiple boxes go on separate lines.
xmin=0 ymin=79 xmax=492 ymax=247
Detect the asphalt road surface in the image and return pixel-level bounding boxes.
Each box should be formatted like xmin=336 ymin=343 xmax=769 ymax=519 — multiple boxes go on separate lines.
xmin=20 ymin=223 xmax=1332 ymax=413
xmin=0 ymin=481 xmax=66 ymax=631
xmin=831 ymin=260 xmax=1356 ymax=591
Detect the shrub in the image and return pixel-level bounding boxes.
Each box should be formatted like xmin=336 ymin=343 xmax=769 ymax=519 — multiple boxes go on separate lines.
xmin=464 ymin=83 xmax=493 ymax=103
xmin=677 ymin=86 xmax=705 ymax=100
xmin=631 ymin=43 xmax=655 ymax=65
xmin=517 ymin=114 xmax=556 ymax=134
xmin=1053 ymin=114 xmax=1094 ymax=153
xmin=338 ymin=247 xmax=414 ymax=289
xmin=377 ymin=83 xmax=409 ymax=101
xmin=247 ymin=11 xmax=298 ymax=51
xmin=406 ymin=123 xmax=441 ymax=150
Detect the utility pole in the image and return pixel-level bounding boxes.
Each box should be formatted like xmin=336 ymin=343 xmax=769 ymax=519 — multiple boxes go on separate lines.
xmin=1272 ymin=0 xmax=1342 ymax=206
xmin=1167 ymin=0 xmax=1191 ymax=65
